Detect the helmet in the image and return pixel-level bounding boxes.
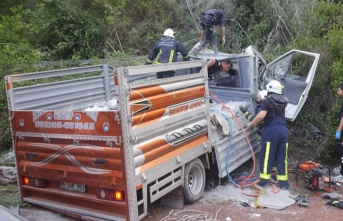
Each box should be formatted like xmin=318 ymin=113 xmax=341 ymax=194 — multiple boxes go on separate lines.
xmin=266 ymin=80 xmax=284 ymax=95
xmin=259 ymin=90 xmax=268 ymax=100
xmin=163 ymin=28 xmax=174 ymax=38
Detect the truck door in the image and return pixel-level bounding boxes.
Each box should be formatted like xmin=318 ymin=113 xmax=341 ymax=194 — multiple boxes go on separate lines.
xmin=261 ymin=50 xmax=320 ymax=121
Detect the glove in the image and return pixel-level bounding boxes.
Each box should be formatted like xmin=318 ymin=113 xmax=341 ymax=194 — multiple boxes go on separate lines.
xmin=336 ymin=130 xmax=341 ymax=140
xmin=326 ymin=200 xmax=343 ymax=209
xmin=239 ymin=105 xmax=247 ymax=113
xmin=290 ymin=195 xmax=310 ymax=207
xmin=221 ymin=37 xmax=226 ymax=47
xmin=183 ymin=56 xmax=190 ymax=61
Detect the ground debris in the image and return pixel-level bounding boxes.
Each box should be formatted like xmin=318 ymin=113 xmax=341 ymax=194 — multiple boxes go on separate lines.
xmin=0 ymin=166 xmax=17 ymax=184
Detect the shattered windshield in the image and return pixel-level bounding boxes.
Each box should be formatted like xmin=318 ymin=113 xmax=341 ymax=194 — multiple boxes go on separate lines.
xmin=265 ymin=52 xmax=315 ymax=82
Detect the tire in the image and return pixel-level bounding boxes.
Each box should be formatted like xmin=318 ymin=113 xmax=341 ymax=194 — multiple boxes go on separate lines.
xmin=183 ymin=158 xmax=206 ymax=204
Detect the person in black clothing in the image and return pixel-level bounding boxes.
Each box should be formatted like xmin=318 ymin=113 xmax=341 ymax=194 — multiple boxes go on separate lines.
xmin=189 ymin=9 xmax=226 ymax=55
xmin=146 ymin=28 xmax=190 ymax=79
xmin=206 ymin=58 xmax=239 ymax=87
xmin=333 ymin=83 xmax=343 ymax=176
xmin=207 ymin=58 xmax=232 ymax=78
xmin=247 ymin=80 xmax=290 ymax=190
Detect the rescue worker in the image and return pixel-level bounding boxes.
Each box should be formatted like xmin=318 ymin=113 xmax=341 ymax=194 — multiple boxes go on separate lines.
xmin=333 ymin=83 xmax=343 ymax=177
xmin=206 ymin=58 xmax=233 ymax=80
xmin=246 ymin=80 xmax=289 ymax=189
xmin=146 ymin=28 xmax=190 ymax=79
xmin=241 ymin=90 xmax=277 ymax=177
xmin=189 ymin=9 xmax=226 ymax=55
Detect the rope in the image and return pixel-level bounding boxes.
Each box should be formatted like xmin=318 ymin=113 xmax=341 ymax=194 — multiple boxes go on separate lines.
xmin=160 ymin=208 xmax=222 ymax=221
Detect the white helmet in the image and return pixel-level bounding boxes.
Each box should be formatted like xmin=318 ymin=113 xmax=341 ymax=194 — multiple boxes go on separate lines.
xmin=259 ymin=90 xmax=268 ymax=100
xmin=266 ymin=80 xmax=284 ymax=95
xmin=163 ymin=28 xmax=174 ymax=38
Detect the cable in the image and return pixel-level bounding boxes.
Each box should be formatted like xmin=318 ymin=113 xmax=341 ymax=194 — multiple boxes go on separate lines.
xmin=209 ymin=91 xmax=257 ymax=188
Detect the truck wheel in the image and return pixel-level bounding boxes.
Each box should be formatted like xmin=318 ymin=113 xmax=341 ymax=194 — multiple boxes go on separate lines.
xmin=183 ymin=158 xmax=206 ymax=204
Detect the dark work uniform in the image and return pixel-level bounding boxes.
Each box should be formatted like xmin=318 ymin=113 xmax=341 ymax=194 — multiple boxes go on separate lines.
xmin=191 ymin=9 xmax=225 ymax=54
xmin=147 ymin=36 xmax=189 ymax=78
xmin=259 ymin=94 xmax=289 ymax=182
xmin=337 ymin=101 xmax=343 ymax=175
xmin=199 ymin=9 xmax=225 ymax=52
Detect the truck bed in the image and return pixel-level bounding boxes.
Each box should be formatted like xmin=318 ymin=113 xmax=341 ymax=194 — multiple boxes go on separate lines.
xmin=5 ymin=60 xmax=259 ymax=220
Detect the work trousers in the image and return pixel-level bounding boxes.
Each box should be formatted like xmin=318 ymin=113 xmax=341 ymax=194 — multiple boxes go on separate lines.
xmin=260 ymin=119 xmax=289 ymax=181
xmin=337 ymin=139 xmax=343 ymax=176
xmin=198 ymin=15 xmax=218 ymax=53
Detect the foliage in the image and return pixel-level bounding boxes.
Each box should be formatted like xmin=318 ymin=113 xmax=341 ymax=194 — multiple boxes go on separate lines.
xmin=0 ymin=184 xmax=20 ymax=207
xmin=291 ymin=1 xmax=343 ymax=164
xmin=28 ymin=0 xmax=107 ymax=60
xmin=0 ymin=6 xmax=43 ymax=148
xmin=0 ymin=0 xmax=343 ymax=165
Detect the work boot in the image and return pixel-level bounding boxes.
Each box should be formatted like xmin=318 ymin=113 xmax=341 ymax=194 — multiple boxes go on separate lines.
xmin=278 ymin=181 xmax=289 ymax=190
xmin=189 ymin=43 xmax=202 ymax=56
xmin=256 ymin=179 xmax=269 ymax=188
xmin=271 ymin=172 xmax=277 ymax=181
xmin=189 ymin=48 xmax=198 ymax=56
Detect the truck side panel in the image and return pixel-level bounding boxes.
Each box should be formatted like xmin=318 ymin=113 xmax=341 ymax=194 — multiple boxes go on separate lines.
xmin=116 ymin=61 xmax=212 ymax=219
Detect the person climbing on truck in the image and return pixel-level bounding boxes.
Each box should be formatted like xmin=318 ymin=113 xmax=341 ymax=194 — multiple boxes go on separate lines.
xmin=189 ymin=9 xmax=226 ymax=55
xmin=146 ymin=28 xmax=190 ymax=78
xmin=246 ymin=80 xmax=290 ymax=190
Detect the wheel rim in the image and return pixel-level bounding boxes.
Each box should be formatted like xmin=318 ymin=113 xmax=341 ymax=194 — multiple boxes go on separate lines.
xmin=188 ymin=164 xmax=205 ymax=195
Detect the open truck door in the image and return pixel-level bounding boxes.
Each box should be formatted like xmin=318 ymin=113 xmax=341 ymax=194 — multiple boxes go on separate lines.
xmin=261 ymin=50 xmax=320 ymax=121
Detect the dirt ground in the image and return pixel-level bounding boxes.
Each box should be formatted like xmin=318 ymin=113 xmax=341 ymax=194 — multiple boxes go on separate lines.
xmin=16 ymin=178 xmax=343 ymax=221
xmin=15 ymin=163 xmax=343 ymax=221
xmin=2 ymin=151 xmax=342 ymax=221
xmin=141 ymin=181 xmax=343 ymax=221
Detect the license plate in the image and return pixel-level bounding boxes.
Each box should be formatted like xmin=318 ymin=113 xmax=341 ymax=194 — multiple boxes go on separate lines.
xmin=57 ymin=182 xmax=86 ymax=193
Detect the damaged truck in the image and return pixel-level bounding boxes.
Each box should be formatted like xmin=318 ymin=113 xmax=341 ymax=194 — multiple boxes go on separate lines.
xmin=4 ymin=46 xmax=319 ymax=221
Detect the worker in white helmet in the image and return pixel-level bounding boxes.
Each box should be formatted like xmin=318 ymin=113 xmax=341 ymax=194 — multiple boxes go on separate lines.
xmin=246 ymin=80 xmax=290 ymax=190
xmin=146 ymin=28 xmax=190 ymax=79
